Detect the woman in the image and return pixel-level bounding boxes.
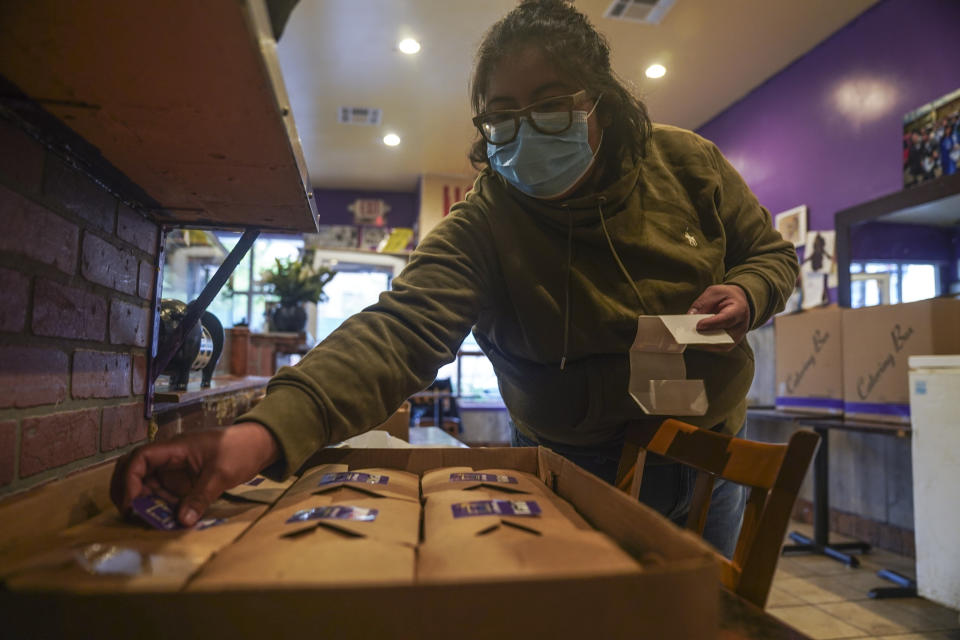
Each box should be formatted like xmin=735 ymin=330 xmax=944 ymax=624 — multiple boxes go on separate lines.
xmin=112 ymin=0 xmax=798 ymax=557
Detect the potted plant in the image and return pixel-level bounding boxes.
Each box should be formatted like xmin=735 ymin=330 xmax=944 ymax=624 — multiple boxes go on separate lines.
xmin=261 ymin=253 xmax=336 ymax=333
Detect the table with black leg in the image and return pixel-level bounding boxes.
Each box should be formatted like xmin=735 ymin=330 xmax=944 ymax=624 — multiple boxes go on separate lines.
xmin=748 ymin=408 xmax=917 ymax=597
xmin=796 ymin=416 xmax=916 ymax=598
xmin=779 ymin=419 xmax=873 ymax=567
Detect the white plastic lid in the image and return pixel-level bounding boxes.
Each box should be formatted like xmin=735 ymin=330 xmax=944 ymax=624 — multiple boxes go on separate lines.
xmin=908 ymin=355 xmax=960 ymax=370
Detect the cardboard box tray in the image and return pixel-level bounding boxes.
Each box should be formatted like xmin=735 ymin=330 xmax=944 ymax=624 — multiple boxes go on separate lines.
xmin=0 ymin=447 xmax=721 ymax=639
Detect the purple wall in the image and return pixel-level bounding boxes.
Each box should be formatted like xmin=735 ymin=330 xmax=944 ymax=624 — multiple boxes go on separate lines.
xmin=313 ymin=188 xmax=418 ymax=228
xmin=696 ymin=0 xmax=960 ymax=232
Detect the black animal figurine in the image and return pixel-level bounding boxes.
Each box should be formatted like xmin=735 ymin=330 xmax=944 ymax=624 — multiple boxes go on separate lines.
xmin=157 ymin=299 xmax=224 ymax=391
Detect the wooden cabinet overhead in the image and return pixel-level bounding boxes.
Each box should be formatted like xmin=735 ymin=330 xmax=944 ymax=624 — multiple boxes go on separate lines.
xmin=0 ymin=0 xmax=318 ymax=232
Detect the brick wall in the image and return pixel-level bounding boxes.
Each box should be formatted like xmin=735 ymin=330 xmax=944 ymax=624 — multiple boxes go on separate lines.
xmin=0 ymin=116 xmax=159 ymax=498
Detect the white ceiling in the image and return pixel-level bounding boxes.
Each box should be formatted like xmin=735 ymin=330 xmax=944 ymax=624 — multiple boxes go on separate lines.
xmin=277 ymin=0 xmax=878 ymax=193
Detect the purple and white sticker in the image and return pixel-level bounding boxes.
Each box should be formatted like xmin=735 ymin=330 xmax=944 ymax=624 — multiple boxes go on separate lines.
xmin=244 ymin=477 xmax=266 ymax=487
xmin=286 ymin=505 xmax=379 ymax=524
xmin=131 ymin=495 xmax=179 ymax=530
xmin=449 ymin=472 xmax=518 ymax=484
xmin=130 ymin=495 xmax=227 ymax=531
xmin=451 ymin=500 xmax=542 ymax=518
xmin=318 ymin=472 xmax=389 ymax=486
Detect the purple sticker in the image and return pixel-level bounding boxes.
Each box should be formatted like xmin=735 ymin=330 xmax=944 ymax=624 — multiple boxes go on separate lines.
xmin=244 ymin=477 xmax=266 ymax=487
xmin=131 ymin=495 xmax=180 ymax=530
xmin=449 ymin=472 xmax=518 ymax=484
xmin=286 ymin=505 xmax=379 ymax=524
xmin=131 ymin=496 xmax=227 ymax=531
xmin=318 ymin=472 xmax=389 ymax=486
xmin=451 ymin=500 xmax=542 ymax=518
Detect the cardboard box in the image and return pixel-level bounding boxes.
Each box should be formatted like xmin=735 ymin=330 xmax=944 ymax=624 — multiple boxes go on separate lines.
xmin=775 ymin=306 xmax=844 ymax=414
xmin=842 ymin=299 xmax=960 ymax=423
xmin=1 ymin=448 xmax=721 ymax=639
xmin=372 ymin=402 xmax=410 ymax=441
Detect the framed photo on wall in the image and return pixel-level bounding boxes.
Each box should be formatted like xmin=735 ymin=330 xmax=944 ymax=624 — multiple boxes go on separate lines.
xmin=903 ymin=87 xmax=960 ymax=189
xmin=774 ymin=205 xmax=807 ymax=247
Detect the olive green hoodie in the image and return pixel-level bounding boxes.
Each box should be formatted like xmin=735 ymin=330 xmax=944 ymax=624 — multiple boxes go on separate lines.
xmin=240 ymin=124 xmax=799 ymax=477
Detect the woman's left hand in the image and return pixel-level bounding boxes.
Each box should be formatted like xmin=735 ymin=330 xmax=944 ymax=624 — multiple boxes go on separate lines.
xmin=686 ymin=284 xmax=751 ymax=350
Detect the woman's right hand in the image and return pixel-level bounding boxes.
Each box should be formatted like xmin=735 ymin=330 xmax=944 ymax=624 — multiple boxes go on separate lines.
xmin=110 ymin=422 xmax=281 ymax=527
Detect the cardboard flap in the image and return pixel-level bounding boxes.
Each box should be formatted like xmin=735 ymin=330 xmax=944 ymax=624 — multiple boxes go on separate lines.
xmin=223 ymin=475 xmax=296 ymax=505
xmin=421 ymin=467 xmax=549 ymax=497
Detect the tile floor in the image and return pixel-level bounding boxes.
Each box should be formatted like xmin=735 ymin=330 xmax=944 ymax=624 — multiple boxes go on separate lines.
xmin=769 ymin=522 xmax=960 ymax=639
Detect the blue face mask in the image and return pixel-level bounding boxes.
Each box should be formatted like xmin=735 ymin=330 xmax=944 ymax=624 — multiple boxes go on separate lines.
xmin=487 ymin=101 xmax=602 ymax=200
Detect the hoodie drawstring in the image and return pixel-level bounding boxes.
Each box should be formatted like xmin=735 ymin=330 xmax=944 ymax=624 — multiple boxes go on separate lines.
xmin=597 ymin=196 xmax=646 ymax=310
xmin=559 ymin=196 xmax=645 ymax=371
xmin=560 ymin=211 xmax=573 ymax=371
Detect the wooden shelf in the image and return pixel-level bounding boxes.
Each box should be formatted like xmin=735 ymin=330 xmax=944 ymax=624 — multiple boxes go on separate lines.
xmin=153 ymin=375 xmax=270 ymax=412
xmin=835 ymin=172 xmax=960 ymax=306
xmin=0 ymin=0 xmax=318 ymax=232
xmin=835 ymin=171 xmax=960 ymax=228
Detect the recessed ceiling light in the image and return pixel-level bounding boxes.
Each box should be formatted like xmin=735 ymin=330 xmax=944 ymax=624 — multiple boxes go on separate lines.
xmin=645 ymin=64 xmax=666 ymax=79
xmin=383 ymin=133 xmax=401 ymax=147
xmin=398 ymin=38 xmax=421 ymax=55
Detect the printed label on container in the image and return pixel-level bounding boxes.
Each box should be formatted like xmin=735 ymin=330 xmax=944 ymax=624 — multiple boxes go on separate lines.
xmin=451 ymin=500 xmax=542 ymax=518
xmin=131 ymin=496 xmax=227 ymax=531
xmin=318 ymin=472 xmax=389 ymax=486
xmin=131 ymin=495 xmax=180 ymax=530
xmin=286 ymin=505 xmax=379 ymax=524
xmin=244 ymin=477 xmax=266 ymax=486
xmin=449 ymin=472 xmax=518 ymax=484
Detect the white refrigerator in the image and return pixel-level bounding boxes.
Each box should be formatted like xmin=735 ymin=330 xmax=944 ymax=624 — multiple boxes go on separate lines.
xmin=909 ymin=355 xmax=960 ymax=610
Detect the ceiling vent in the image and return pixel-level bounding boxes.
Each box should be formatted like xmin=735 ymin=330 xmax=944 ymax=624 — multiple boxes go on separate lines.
xmin=603 ymin=0 xmax=675 ymax=24
xmin=338 ymin=106 xmax=382 ymax=125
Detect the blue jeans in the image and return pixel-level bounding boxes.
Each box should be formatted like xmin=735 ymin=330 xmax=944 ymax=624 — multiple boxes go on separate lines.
xmin=512 ymin=426 xmax=746 ymax=559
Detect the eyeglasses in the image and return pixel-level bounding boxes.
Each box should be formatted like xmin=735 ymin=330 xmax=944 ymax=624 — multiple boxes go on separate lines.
xmin=473 ymin=90 xmax=590 ymax=146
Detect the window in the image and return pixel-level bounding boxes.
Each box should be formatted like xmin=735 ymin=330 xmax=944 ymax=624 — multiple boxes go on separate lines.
xmin=436 ymin=333 xmax=503 ymax=405
xmin=162 ymin=231 xmax=304 ymax=332
xmin=211 ymin=233 xmax=302 ymax=333
xmin=849 ymin=261 xmax=941 ymax=308
xmin=313 ymin=267 xmax=392 ymax=342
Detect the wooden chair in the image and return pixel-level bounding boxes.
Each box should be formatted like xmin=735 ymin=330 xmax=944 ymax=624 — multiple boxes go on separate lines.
xmin=615 ymin=419 xmax=819 ymax=609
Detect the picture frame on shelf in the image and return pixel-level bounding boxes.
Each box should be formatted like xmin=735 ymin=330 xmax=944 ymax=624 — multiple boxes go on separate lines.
xmin=774 ymin=205 xmax=807 ymax=247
